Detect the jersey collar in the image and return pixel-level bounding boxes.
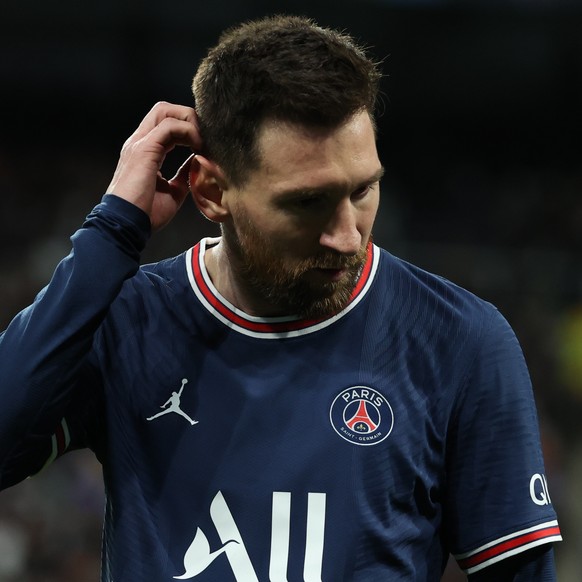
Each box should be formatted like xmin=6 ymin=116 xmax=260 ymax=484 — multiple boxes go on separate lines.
xmin=186 ymin=237 xmax=379 ymax=339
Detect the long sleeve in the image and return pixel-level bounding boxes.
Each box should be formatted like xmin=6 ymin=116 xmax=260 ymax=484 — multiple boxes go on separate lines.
xmin=446 ymin=308 xmax=561 ymax=574
xmin=468 ymin=545 xmax=557 ymax=581
xmin=0 ymin=194 xmax=150 ymax=487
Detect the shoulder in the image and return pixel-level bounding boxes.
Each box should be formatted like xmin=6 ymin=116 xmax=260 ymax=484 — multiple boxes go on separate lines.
xmin=127 ymin=253 xmax=189 ymax=294
xmin=378 ymin=248 xmax=493 ymax=312
xmin=374 ymin=247 xmax=504 ymax=348
xmin=102 ymin=251 xmax=193 ymax=330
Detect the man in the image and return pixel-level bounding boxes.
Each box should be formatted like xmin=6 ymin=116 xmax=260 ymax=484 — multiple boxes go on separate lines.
xmin=0 ymin=15 xmax=561 ymax=581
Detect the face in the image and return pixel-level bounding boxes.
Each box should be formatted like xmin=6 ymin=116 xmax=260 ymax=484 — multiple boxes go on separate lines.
xmin=221 ymin=110 xmax=383 ymax=319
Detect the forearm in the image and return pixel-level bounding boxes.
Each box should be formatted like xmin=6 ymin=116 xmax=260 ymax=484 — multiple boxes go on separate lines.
xmin=0 ymin=195 xmax=150 ymax=466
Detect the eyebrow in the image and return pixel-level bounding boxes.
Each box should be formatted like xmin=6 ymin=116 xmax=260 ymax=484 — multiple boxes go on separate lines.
xmin=363 ymin=166 xmax=385 ymax=186
xmin=275 ymin=166 xmax=385 ymax=200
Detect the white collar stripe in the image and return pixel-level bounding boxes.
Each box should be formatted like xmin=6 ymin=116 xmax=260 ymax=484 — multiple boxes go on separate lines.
xmin=185 ymin=238 xmax=379 ymax=339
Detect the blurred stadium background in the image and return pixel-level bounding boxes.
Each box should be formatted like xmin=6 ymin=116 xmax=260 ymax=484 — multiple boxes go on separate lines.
xmin=1 ymin=0 xmax=581 ymax=579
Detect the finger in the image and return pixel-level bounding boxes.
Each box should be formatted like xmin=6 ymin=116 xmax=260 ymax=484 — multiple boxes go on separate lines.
xmin=148 ymin=118 xmax=203 ymax=155
xmin=134 ymin=101 xmax=199 ymax=140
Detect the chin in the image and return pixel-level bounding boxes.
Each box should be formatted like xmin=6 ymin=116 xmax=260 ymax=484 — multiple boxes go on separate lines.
xmin=294 ymin=288 xmax=354 ymax=320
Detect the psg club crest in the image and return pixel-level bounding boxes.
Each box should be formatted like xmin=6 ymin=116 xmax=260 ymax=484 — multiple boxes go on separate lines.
xmin=330 ymin=386 xmax=394 ymax=446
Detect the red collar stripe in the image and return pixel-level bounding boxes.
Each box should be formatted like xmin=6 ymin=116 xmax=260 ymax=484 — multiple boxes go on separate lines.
xmin=190 ymin=241 xmax=375 ymax=335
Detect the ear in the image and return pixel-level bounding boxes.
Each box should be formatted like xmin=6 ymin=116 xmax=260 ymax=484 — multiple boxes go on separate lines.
xmin=189 ymin=155 xmax=231 ymax=223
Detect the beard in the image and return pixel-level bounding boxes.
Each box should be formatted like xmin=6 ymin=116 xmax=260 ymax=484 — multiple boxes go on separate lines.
xmin=221 ymin=211 xmax=370 ymax=320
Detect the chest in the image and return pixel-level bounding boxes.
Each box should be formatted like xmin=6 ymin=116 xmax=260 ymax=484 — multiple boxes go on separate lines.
xmin=104 ymin=319 xmax=452 ymax=499
xmin=99 ymin=316 xmax=455 ymax=580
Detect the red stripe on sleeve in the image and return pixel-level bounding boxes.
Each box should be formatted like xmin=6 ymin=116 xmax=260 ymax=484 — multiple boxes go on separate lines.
xmin=458 ymin=525 xmax=561 ymax=571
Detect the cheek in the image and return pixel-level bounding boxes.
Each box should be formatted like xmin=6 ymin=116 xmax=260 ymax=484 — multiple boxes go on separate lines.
xmin=360 ymin=196 xmax=380 ymax=234
xmin=276 ymin=236 xmax=314 ymax=259
xmin=361 ymin=210 xmax=377 ymax=236
xmin=261 ymin=218 xmax=318 ymax=255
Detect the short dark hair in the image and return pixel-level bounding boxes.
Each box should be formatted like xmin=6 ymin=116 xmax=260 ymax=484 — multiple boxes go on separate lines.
xmin=192 ymin=15 xmax=381 ymax=187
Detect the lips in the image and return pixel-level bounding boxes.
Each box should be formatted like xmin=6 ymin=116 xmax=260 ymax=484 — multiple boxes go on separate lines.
xmin=314 ymin=267 xmax=348 ymax=281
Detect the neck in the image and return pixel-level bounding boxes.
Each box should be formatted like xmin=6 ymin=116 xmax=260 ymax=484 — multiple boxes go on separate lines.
xmin=204 ymin=239 xmax=286 ymax=317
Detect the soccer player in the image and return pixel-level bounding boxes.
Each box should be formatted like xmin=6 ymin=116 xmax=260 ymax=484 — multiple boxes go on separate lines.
xmin=0 ymin=15 xmax=561 ymax=581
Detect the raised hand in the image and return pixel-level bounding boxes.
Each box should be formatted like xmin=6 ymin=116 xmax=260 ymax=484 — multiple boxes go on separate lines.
xmin=106 ymin=102 xmax=203 ymax=232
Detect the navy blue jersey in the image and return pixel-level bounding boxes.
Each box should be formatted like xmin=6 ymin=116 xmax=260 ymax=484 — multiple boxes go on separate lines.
xmin=0 ymin=195 xmax=561 ymax=580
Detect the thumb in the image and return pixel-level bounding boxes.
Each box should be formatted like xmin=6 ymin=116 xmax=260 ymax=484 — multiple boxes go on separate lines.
xmin=169 ymin=154 xmax=197 ymax=199
xmin=168 ymin=154 xmax=195 ymax=198
xmin=150 ymin=154 xmax=198 ymax=233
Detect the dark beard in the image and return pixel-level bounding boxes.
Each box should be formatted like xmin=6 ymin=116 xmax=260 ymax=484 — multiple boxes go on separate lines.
xmin=222 ymin=213 xmax=369 ymax=319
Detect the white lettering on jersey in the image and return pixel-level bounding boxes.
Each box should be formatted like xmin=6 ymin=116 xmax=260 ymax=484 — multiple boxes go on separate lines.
xmin=530 ymin=473 xmax=552 ymax=506
xmin=175 ymin=491 xmax=327 ymax=581
xmin=269 ymin=492 xmax=291 ymax=581
xmin=175 ymin=491 xmax=257 ymax=580
xmin=303 ymin=493 xmax=326 ymax=582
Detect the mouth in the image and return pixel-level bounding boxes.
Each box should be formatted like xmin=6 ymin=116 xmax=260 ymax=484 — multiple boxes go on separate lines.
xmin=314 ymin=267 xmax=348 ymax=281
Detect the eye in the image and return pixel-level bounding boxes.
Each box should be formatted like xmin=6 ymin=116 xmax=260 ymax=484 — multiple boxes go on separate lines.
xmin=351 ymin=184 xmax=373 ymax=200
xmin=289 ymin=195 xmax=326 ymax=210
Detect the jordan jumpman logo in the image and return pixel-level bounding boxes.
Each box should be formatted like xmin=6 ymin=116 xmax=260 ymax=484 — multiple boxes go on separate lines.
xmin=146 ymin=378 xmax=198 ymax=425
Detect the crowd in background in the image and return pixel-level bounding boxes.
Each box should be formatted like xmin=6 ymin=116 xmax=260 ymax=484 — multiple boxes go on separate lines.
xmin=0 ymin=141 xmax=580 ymax=582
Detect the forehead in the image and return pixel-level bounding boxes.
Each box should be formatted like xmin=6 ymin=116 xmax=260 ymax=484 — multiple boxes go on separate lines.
xmin=249 ymin=111 xmax=381 ymax=193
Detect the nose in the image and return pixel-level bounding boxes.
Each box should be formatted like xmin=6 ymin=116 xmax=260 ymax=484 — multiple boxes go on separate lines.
xmin=319 ymin=199 xmax=362 ymax=255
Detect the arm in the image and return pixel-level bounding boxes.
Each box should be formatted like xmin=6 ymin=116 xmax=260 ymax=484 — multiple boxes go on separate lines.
xmin=0 ymin=195 xmax=149 ymax=485
xmin=0 ymin=102 xmax=202 ymax=486
xmin=446 ymin=308 xmax=561 ymax=577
